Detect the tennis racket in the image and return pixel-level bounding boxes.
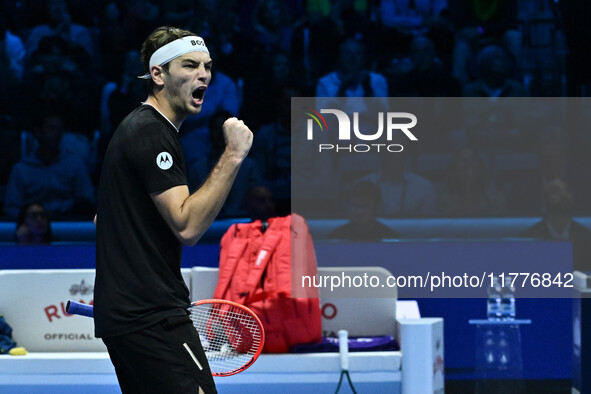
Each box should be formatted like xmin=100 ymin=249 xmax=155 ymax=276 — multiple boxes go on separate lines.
xmin=66 ymin=299 xmax=265 ymax=376
xmin=335 ymin=329 xmax=357 ymax=394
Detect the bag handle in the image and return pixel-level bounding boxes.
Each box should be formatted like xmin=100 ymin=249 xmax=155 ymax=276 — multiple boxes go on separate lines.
xmin=213 ymin=224 xmax=250 ymax=300
xmin=242 ymin=218 xmax=287 ymax=303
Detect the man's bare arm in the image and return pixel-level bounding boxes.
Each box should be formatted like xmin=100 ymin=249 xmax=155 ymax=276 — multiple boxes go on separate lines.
xmin=151 ymin=118 xmax=252 ymax=246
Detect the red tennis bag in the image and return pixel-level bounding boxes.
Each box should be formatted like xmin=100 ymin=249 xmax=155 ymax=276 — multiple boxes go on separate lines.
xmin=213 ymin=214 xmax=322 ymax=353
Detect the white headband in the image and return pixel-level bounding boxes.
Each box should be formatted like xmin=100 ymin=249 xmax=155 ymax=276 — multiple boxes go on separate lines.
xmin=138 ymin=36 xmax=209 ymax=80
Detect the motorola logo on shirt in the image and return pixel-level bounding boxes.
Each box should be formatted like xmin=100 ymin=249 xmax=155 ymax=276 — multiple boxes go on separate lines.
xmin=156 ymin=152 xmax=173 ymax=170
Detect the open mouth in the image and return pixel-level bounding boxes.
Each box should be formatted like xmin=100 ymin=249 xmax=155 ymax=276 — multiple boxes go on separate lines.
xmin=192 ymin=86 xmax=207 ymax=101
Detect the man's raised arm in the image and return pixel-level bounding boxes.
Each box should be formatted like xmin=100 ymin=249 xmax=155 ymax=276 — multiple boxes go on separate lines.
xmin=150 ymin=118 xmax=253 ymax=246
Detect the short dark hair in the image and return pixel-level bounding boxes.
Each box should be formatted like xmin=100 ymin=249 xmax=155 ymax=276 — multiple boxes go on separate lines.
xmin=346 ymin=180 xmax=381 ymax=206
xmin=15 ymin=202 xmax=53 ymax=243
xmin=140 ymin=26 xmax=197 ymax=94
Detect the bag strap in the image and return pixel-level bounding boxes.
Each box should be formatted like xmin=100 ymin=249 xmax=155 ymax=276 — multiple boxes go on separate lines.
xmin=290 ymin=213 xmax=320 ymax=299
xmin=242 ymin=217 xmax=288 ymax=303
xmin=213 ymin=224 xmax=250 ymax=300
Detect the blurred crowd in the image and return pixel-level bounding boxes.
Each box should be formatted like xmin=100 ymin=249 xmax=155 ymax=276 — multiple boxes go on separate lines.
xmin=1 ymin=0 xmax=590 ymax=227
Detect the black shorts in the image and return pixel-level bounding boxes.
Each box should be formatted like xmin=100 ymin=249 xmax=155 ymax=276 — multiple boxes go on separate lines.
xmin=102 ymin=315 xmax=217 ymax=394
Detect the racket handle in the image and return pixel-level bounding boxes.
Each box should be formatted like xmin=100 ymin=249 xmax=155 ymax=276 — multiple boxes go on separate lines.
xmin=338 ymin=329 xmax=349 ymax=371
xmin=66 ymin=300 xmax=94 ymax=318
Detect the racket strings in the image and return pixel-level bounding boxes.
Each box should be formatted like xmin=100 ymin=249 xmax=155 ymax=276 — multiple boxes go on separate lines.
xmin=190 ymin=303 xmax=263 ymax=374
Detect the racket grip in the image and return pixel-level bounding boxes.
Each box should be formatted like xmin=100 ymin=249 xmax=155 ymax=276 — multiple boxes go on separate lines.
xmin=66 ymin=300 xmax=94 ymax=318
xmin=338 ymin=329 xmax=349 ymax=371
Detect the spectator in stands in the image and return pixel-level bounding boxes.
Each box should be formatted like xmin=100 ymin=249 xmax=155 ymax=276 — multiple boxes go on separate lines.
xmin=449 ymin=0 xmax=521 ymax=86
xmin=377 ymin=0 xmax=449 ymax=36
xmin=20 ymin=84 xmax=97 ymax=173
xmin=503 ymin=126 xmax=571 ymax=215
xmin=243 ymin=185 xmax=277 ymax=223
xmin=0 ymin=0 xmax=34 ymax=32
xmin=0 ymin=120 xmax=20 ymax=193
xmin=360 ymin=149 xmax=437 ymax=217
xmin=0 ymin=14 xmax=25 ymax=186
xmin=537 ymin=127 xmax=570 ymax=186
xmin=99 ymin=49 xmax=145 ymax=139
xmin=25 ymin=35 xmax=100 ymax=135
xmin=388 ymin=35 xmax=460 ymax=97
xmin=315 ymin=37 xmax=389 ymax=117
xmin=289 ymin=0 xmax=345 ymax=85
xmin=250 ymin=86 xmax=295 ymax=215
xmin=308 ymin=0 xmax=373 ymax=38
xmin=26 ymin=36 xmax=77 ymax=91
xmin=188 ymin=110 xmax=262 ymax=218
xmin=25 ymin=0 xmax=95 ymax=60
xmin=560 ymin=2 xmax=591 ymax=96
xmin=15 ymin=202 xmax=53 ymax=245
xmin=0 ymin=13 xmax=25 ymax=120
xmin=375 ymin=0 xmax=453 ymax=66
xmin=4 ymin=111 xmax=95 ymax=219
xmin=520 ymin=179 xmax=591 ymax=271
xmin=437 ymin=147 xmax=505 ymax=216
xmin=161 ymin=0 xmax=197 ymax=28
xmin=66 ymin=0 xmax=102 ymax=28
xmin=462 ymin=45 xmax=526 ymax=97
xmin=316 ymin=37 xmax=388 ymax=99
xmin=213 ymin=2 xmax=256 ymax=81
xmin=99 ymin=2 xmax=134 ymax=82
xmin=328 ymin=180 xmax=400 ymax=241
xmin=120 ymin=0 xmax=161 ymax=53
xmin=241 ymin=51 xmax=302 ymax=132
xmin=97 ymin=48 xmax=145 ymax=174
xmin=252 ymin=0 xmax=293 ymax=55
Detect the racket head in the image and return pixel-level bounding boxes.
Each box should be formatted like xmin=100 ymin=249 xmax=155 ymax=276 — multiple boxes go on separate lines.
xmin=190 ymin=299 xmax=265 ymax=377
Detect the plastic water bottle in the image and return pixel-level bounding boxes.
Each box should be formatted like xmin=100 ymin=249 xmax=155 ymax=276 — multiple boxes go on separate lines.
xmin=483 ymin=329 xmax=496 ymax=367
xmin=497 ymin=329 xmax=510 ymax=369
xmin=501 ymin=276 xmax=516 ymax=320
xmin=487 ymin=276 xmax=502 ymax=320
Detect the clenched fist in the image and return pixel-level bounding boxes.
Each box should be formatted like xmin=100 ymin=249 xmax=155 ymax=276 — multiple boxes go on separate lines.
xmin=223 ymin=117 xmax=253 ymax=161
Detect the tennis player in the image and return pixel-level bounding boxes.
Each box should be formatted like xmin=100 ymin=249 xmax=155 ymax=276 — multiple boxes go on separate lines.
xmin=93 ymin=26 xmax=252 ymax=394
